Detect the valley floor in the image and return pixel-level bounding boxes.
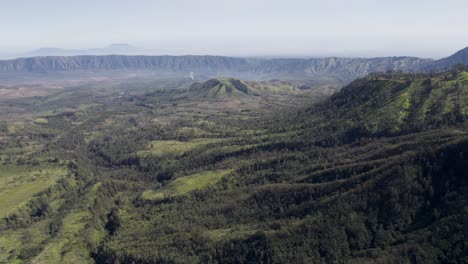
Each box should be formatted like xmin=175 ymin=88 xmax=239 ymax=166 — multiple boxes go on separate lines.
xmin=0 ymin=70 xmax=467 ymax=263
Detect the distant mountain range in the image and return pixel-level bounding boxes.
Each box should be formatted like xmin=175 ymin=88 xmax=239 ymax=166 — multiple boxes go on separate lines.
xmin=20 ymin=44 xmax=148 ymax=57
xmin=0 ymin=47 xmax=466 ymax=83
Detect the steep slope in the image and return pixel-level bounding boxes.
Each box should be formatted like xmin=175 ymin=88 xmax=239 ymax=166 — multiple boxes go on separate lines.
xmin=302 ymin=69 xmax=468 ymax=141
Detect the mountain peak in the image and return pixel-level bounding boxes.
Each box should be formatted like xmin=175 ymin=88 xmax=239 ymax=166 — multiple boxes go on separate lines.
xmin=102 ymin=43 xmax=139 ymax=52
xmin=190 ymin=78 xmax=255 ymax=98
xmin=108 ymin=43 xmax=132 ymax=48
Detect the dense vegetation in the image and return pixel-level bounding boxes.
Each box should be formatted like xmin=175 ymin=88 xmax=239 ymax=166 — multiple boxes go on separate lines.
xmin=0 ymin=67 xmax=467 ymax=263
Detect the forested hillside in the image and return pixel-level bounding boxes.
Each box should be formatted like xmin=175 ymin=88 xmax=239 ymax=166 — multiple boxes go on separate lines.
xmin=0 ymin=68 xmax=466 ymax=263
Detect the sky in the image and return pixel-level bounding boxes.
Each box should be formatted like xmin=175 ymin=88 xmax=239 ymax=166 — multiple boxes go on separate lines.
xmin=0 ymin=0 xmax=467 ymax=58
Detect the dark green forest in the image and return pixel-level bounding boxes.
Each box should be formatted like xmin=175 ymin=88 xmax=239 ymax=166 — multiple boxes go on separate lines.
xmin=0 ymin=68 xmax=467 ymax=263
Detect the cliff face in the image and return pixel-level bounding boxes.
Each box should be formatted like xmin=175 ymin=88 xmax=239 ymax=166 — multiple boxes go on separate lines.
xmin=0 ymin=55 xmax=249 ymax=73
xmin=0 ymin=55 xmax=429 ymax=82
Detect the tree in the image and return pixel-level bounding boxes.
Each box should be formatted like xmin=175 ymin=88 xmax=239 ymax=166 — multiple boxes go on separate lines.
xmin=105 ymin=208 xmax=120 ymax=236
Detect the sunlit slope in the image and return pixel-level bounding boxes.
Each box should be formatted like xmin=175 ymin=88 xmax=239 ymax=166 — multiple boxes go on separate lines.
xmin=309 ymin=70 xmax=468 ymax=137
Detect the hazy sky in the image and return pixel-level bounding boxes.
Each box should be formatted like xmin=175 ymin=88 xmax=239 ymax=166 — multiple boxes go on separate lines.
xmin=1 ymin=0 xmax=467 ymax=58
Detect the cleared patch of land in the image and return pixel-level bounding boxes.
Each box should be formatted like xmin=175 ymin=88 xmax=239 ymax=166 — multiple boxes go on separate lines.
xmin=142 ymin=169 xmax=233 ymax=200
xmin=137 ymin=138 xmax=225 ymax=158
xmin=0 ymin=165 xmax=68 ymax=218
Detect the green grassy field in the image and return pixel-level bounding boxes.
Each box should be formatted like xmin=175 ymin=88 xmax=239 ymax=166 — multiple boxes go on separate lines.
xmin=137 ymin=138 xmax=225 ymax=158
xmin=33 ymin=118 xmax=49 ymax=125
xmin=0 ymin=165 xmax=68 ymax=218
xmin=142 ymin=169 xmax=233 ymax=200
